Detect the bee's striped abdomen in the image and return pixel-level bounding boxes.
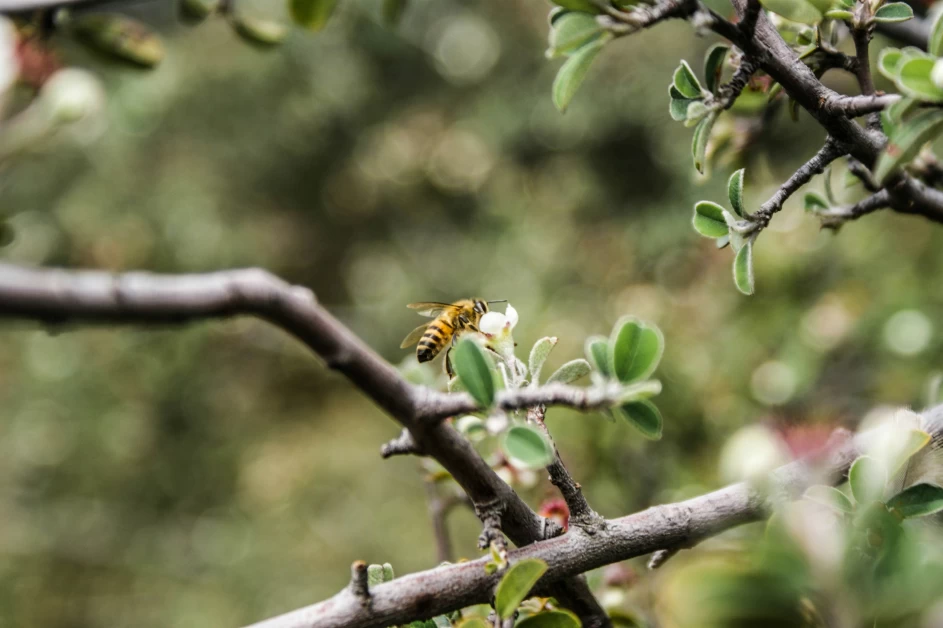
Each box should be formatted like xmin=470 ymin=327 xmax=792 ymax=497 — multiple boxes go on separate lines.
xmin=417 ymin=319 xmax=453 ymax=363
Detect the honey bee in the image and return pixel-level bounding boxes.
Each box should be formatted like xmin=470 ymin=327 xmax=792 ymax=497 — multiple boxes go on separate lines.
xmin=400 ymin=299 xmax=504 ymax=375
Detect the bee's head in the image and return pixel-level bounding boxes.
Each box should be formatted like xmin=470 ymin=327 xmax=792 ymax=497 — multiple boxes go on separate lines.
xmin=473 ymin=299 xmax=488 ymax=315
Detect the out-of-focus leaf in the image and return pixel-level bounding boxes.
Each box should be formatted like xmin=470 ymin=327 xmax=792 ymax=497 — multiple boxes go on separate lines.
xmin=452 ymin=338 xmax=495 ymax=408
xmin=804 ymin=192 xmax=828 ymax=213
xmin=849 ymin=455 xmax=887 ymax=505
xmin=874 ymin=110 xmax=943 ymax=184
xmin=733 ymin=239 xmax=754 ymax=295
xmin=878 ymin=48 xmax=902 ymax=80
xmin=585 ymin=336 xmax=612 ymax=377
xmin=874 ymin=3 xmax=913 ymax=23
xmin=551 ymin=0 xmax=601 ymax=12
xmin=887 ymin=482 xmax=943 ymax=517
xmin=552 ymin=38 xmax=605 ymax=112
xmin=181 ymin=0 xmax=220 ymax=20
xmin=703 ymin=44 xmax=728 ymax=94
xmin=608 ymin=317 xmax=664 ymax=384
xmin=382 ymin=0 xmax=408 ymax=25
xmin=673 ymin=60 xmax=703 ymax=99
xmin=804 ymin=485 xmax=854 ymax=514
xmin=502 ymin=425 xmax=554 ymax=469
xmin=516 ymin=610 xmax=582 ymax=628
xmin=669 ymin=96 xmax=697 ymax=122
xmin=727 ymin=168 xmax=745 ymax=217
xmin=548 ymin=12 xmax=602 ymax=57
xmin=71 ymin=13 xmax=164 ymax=67
xmin=931 ymin=9 xmax=943 ymax=57
xmin=684 ymin=100 xmax=709 ymax=125
xmin=495 ymin=558 xmax=549 ymax=619
xmin=528 ymin=336 xmax=558 ymax=384
xmin=759 ymin=0 xmax=822 ymax=24
xmin=290 ymin=0 xmax=338 ymax=31
xmin=546 ymin=359 xmax=591 ymax=385
xmin=896 ymin=57 xmax=943 ymax=102
xmin=824 ymin=8 xmax=853 ymax=19
xmin=231 ymin=15 xmax=289 ymax=46
xmin=615 ymin=399 xmax=663 ymax=440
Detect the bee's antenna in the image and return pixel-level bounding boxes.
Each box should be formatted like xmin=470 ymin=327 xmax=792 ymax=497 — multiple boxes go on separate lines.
xmin=487 ymin=300 xmax=508 ymax=304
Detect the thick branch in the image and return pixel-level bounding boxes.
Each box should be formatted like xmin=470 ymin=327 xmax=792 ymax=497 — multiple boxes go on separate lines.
xmin=823 ymin=93 xmax=899 ymax=117
xmin=0 ymin=262 xmax=608 ymax=626
xmin=248 ymin=409 xmax=943 ymax=628
xmin=752 ymin=138 xmax=847 ymax=227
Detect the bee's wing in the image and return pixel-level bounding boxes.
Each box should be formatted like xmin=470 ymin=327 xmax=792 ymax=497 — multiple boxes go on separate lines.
xmin=407 ymin=302 xmax=458 ymax=318
xmin=400 ymin=322 xmax=431 ymax=349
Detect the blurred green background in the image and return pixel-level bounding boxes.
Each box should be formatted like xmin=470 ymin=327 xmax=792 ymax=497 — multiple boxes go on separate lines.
xmin=0 ymin=0 xmax=941 ymax=625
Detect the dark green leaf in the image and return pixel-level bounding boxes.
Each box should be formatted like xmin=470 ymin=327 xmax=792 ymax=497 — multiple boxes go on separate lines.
xmin=673 ymin=60 xmax=703 ymax=99
xmin=804 ymin=192 xmax=828 ymax=213
xmin=669 ymin=96 xmax=697 ymax=122
xmin=691 ymin=111 xmax=717 ymax=174
xmin=703 ymin=44 xmax=728 ymax=94
xmin=452 ymin=338 xmax=496 ymax=408
xmin=516 ymin=610 xmax=582 ymax=628
xmin=502 ymin=425 xmax=555 ymax=469
xmin=289 ymin=0 xmax=338 ymax=31
xmin=727 ymin=168 xmax=745 ymax=216
xmin=546 ymin=359 xmax=591 ymax=385
xmin=874 ymin=2 xmax=913 ymax=23
xmin=692 ymin=200 xmax=728 ymax=238
xmin=181 ymin=0 xmax=220 ymax=20
xmin=552 ymin=39 xmax=605 ymax=113
xmin=609 ymin=317 xmax=664 ymax=384
xmin=551 ymin=0 xmax=601 ymax=12
xmin=874 ymin=110 xmax=943 ymax=184
xmin=733 ymin=239 xmax=754 ymax=295
xmin=71 ymin=13 xmax=165 ymax=67
xmin=615 ymin=400 xmax=663 ymax=440
xmin=495 ymin=558 xmax=549 ymax=619
xmin=887 ymin=482 xmax=943 ymax=518
xmin=804 ymin=485 xmax=854 ymax=514
xmin=528 ymin=336 xmax=558 ymax=384
xmin=849 ymin=455 xmax=887 ymax=505
xmin=585 ymin=336 xmax=611 ymax=376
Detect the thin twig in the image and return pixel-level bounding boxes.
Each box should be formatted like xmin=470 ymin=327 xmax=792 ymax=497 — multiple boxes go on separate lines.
xmin=718 ymin=57 xmax=758 ymax=110
xmin=818 ymin=188 xmax=891 ymax=228
xmin=381 ymin=429 xmax=422 ymax=459
xmin=851 ymin=7 xmax=881 ymax=131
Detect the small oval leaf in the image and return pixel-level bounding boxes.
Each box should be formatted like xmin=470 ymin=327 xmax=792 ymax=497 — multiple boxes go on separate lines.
xmin=71 ymin=13 xmax=164 ymax=67
xmin=495 ymin=558 xmax=549 ymax=619
xmin=231 ymin=15 xmax=289 ymax=46
xmin=673 ymin=60 xmax=703 ymax=99
xmin=849 ymin=455 xmax=887 ymax=505
xmin=759 ymin=0 xmax=823 ymax=24
xmin=290 ymin=0 xmax=339 ymax=31
xmin=691 ymin=112 xmax=717 ymax=174
xmin=874 ymin=110 xmax=943 ymax=184
xmin=552 ymin=39 xmax=605 ymax=112
xmin=502 ymin=425 xmax=555 ymax=469
xmin=546 ymin=358 xmax=591 ymax=385
xmin=703 ymin=44 xmax=729 ymax=95
xmin=548 ymin=12 xmax=602 ymax=57
xmin=733 ymin=240 xmax=754 ymax=296
xmin=896 ymin=57 xmax=943 ymax=102
xmin=887 ymin=482 xmax=943 ymax=518
xmin=727 ymin=168 xmax=745 ymax=217
xmin=693 ymin=200 xmax=729 ymax=238
xmin=516 ymin=610 xmax=582 ymax=628
xmin=804 ymin=485 xmax=854 ymax=514
xmin=452 ymin=338 xmax=496 ymax=408
xmin=609 ymin=317 xmax=664 ymax=384
xmin=585 ymin=336 xmax=611 ymax=377
xmin=874 ymin=2 xmax=913 ymax=23
xmin=804 ymin=191 xmax=828 ymax=213
xmin=615 ymin=400 xmax=663 ymax=440
xmin=932 ymin=10 xmax=943 ymax=57
xmin=528 ymin=337 xmax=558 ymax=385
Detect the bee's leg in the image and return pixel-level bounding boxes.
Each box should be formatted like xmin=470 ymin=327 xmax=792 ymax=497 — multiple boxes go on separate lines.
xmin=445 ymin=346 xmax=455 ymax=378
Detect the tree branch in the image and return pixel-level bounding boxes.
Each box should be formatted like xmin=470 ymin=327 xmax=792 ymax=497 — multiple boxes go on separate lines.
xmin=0 ymin=262 xmax=609 ymax=627
xmin=247 ymin=409 xmax=943 ymax=628
xmin=851 ymin=6 xmax=881 ymax=131
xmin=818 ymin=188 xmax=891 ymax=228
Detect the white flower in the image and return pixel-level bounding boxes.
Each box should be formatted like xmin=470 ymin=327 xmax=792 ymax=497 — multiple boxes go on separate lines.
xmin=479 ymin=303 xmax=518 ymax=336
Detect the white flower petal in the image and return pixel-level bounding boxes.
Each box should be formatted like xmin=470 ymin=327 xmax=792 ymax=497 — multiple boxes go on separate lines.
xmin=479 ymin=311 xmax=506 ymax=335
xmin=504 ymin=304 xmax=518 ymax=329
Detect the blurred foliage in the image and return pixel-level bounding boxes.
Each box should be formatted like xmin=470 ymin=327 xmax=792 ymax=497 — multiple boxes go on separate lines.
xmin=0 ymin=0 xmax=943 ymax=626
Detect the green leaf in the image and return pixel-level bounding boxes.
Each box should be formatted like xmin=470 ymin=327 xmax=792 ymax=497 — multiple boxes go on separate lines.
xmin=733 ymin=239 xmax=754 ymax=295
xmin=502 ymin=425 xmax=555 ymax=469
xmin=289 ymin=0 xmax=338 ymax=31
xmin=552 ymin=39 xmax=605 ymax=113
xmin=516 ymin=610 xmax=582 ymax=628
xmin=367 ymin=564 xmax=385 ymax=586
xmin=703 ymin=44 xmax=729 ymax=95
xmin=615 ymin=400 xmax=663 ymax=440
xmin=874 ymin=110 xmax=943 ymax=185
xmin=878 ymin=48 xmax=903 ymax=80
xmin=673 ymin=60 xmax=703 ymax=99
xmin=727 ymin=169 xmax=745 ymax=217
xmin=804 ymin=485 xmax=854 ymax=514
xmin=608 ymin=317 xmax=664 ymax=384
xmin=181 ymin=0 xmax=220 ymax=19
xmin=804 ymin=192 xmax=828 ymax=213
xmin=231 ymin=15 xmax=289 ymax=46
xmin=71 ymin=13 xmax=165 ymax=67
xmin=617 ymin=379 xmax=663 ymax=403
xmin=548 ymin=12 xmax=602 ymax=57
xmin=925 ymin=371 xmax=943 ymax=408
xmin=691 ymin=112 xmax=717 ymax=174
xmin=932 ymin=9 xmax=943 ymax=57
xmin=546 ymin=359 xmax=591 ymax=385
xmin=495 ymin=558 xmax=549 ymax=619
xmin=452 ymin=338 xmax=496 ymax=408
xmin=585 ymin=336 xmax=612 ymax=376
xmin=684 ymin=101 xmax=709 ymax=125
xmin=824 ymin=8 xmax=853 ymax=19
xmin=528 ymin=337 xmax=558 ymax=384
xmin=693 ymin=201 xmax=729 ymax=238
xmin=896 ymin=57 xmax=943 ymax=102
xmin=551 ymin=0 xmax=601 ymax=11
xmin=669 ymin=96 xmax=697 ymax=122
xmin=887 ymin=483 xmax=943 ymax=518
xmin=849 ymin=455 xmax=887 ymax=505
xmin=382 ymin=0 xmax=408 ymax=25
xmin=874 ymin=2 xmax=913 ymax=23
xmin=883 ymin=428 xmax=931 ymax=476
xmin=458 ymin=618 xmax=491 ymax=628
xmin=759 ymin=0 xmax=823 ymax=24
xmin=382 ymin=563 xmax=395 ymax=582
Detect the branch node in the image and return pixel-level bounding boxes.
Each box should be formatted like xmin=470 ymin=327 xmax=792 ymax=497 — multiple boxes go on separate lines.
xmin=647 ymin=547 xmax=681 ymax=570
xmin=380 ymin=429 xmax=422 ymax=459
xmin=348 ymin=560 xmax=371 ymax=604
